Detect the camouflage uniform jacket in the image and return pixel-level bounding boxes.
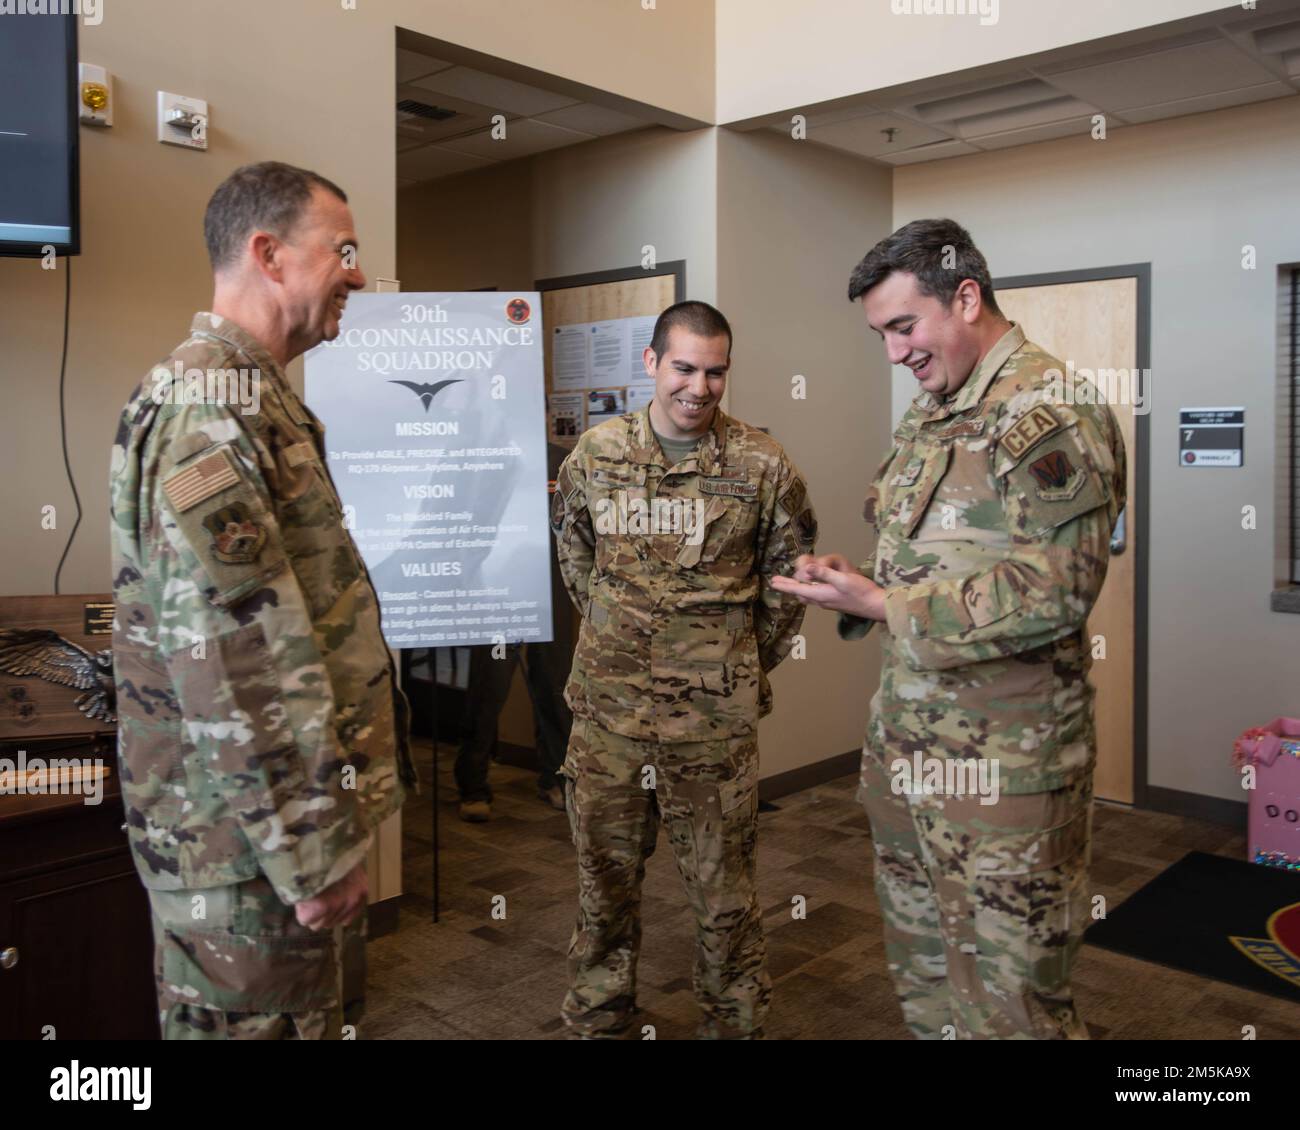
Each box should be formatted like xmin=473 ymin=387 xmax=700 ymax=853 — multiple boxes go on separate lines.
xmin=841 ymin=324 xmax=1126 ymax=793
xmin=109 ymin=313 xmax=414 ymax=903
xmin=552 ymin=406 xmax=816 ymax=743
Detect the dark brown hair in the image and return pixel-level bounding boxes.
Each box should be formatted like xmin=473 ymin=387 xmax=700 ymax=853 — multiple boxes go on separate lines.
xmin=847 ymin=218 xmax=1001 ymax=315
xmin=649 ymin=300 xmax=732 ymax=360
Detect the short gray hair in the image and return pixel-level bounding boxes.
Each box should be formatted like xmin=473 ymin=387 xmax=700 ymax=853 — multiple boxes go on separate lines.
xmin=203 ymin=161 xmax=347 ymax=271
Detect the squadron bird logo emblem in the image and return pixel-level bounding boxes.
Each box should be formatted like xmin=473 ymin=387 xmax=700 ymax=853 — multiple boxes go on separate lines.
xmin=389 ymin=379 xmax=463 ymax=412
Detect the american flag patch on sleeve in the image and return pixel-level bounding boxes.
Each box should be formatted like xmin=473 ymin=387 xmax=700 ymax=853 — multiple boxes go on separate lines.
xmin=162 ymin=448 xmax=241 ymax=512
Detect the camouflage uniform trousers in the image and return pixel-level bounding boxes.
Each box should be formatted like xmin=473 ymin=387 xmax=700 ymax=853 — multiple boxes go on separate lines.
xmin=560 ymin=718 xmax=770 ymax=1039
xmin=147 ymin=873 xmax=367 ymax=1040
xmin=859 ymin=744 xmax=1093 ymax=1040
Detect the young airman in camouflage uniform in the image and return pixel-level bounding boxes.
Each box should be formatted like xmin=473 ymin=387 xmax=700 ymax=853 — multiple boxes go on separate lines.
xmin=109 ymin=163 xmax=414 ymax=1039
xmin=775 ymin=220 xmax=1125 ymax=1039
xmin=552 ymin=301 xmax=816 ymax=1039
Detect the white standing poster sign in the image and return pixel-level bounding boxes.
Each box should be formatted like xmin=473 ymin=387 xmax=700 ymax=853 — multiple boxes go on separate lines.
xmin=305 ymin=292 xmax=553 ymax=647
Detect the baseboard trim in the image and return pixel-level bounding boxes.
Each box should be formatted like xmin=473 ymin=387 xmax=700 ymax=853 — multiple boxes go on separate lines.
xmin=759 ymin=749 xmax=859 ymax=803
xmin=367 ymin=895 xmax=401 ymax=940
xmin=1142 ymin=784 xmax=1247 ymax=828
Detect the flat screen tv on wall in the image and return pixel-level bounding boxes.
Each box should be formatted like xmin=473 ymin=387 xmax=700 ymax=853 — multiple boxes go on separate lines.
xmin=0 ymin=13 xmax=80 ymax=258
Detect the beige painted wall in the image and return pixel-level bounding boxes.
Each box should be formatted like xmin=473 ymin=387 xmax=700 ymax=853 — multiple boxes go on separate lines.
xmin=398 ymin=160 xmax=536 ymax=294
xmin=893 ymin=96 xmax=1300 ymax=804
xmin=715 ymin=0 xmax=1236 ymax=123
xmin=0 ymin=0 xmax=715 ymax=599
xmin=398 ymin=125 xmax=718 ymax=301
xmin=718 ymin=128 xmax=894 ymax=775
xmin=531 ymin=127 xmax=719 ymax=299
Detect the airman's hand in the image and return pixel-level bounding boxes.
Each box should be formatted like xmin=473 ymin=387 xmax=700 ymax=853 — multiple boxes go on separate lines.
xmin=295 ymin=861 xmax=368 ymax=931
xmin=772 ymin=553 xmax=886 ymax=620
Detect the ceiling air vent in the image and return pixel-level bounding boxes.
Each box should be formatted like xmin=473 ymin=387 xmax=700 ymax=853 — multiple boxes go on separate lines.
xmin=397 ymin=99 xmax=458 ymax=122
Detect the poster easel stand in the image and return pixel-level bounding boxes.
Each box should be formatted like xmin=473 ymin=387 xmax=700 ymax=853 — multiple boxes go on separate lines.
xmin=430 ymin=648 xmax=449 ymax=924
xmin=402 ymin=646 xmax=442 ymax=925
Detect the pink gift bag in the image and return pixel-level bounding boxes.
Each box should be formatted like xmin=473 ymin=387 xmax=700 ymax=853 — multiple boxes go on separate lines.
xmin=1234 ymin=718 xmax=1300 ymax=870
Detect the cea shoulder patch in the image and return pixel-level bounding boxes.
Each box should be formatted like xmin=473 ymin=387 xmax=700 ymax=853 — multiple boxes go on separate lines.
xmin=1000 ymin=404 xmax=1062 ymax=463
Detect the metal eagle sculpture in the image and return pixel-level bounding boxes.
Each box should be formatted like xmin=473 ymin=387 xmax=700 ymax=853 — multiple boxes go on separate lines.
xmin=0 ymin=629 xmax=116 ymax=724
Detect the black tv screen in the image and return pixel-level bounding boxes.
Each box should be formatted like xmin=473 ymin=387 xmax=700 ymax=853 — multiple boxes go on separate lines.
xmin=0 ymin=13 xmax=80 ymax=257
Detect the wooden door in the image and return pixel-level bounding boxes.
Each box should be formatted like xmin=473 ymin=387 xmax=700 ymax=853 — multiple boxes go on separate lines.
xmin=996 ymin=278 xmax=1140 ymax=803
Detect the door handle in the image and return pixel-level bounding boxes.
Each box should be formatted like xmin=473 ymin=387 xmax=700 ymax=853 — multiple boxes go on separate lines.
xmin=1110 ymin=506 xmax=1127 ymax=556
xmin=0 ymin=947 xmax=18 ymax=971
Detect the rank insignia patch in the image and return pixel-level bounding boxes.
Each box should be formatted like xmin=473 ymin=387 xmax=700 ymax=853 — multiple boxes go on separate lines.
xmin=202 ymin=503 xmax=267 ymax=564
xmin=1027 ymin=450 xmax=1086 ymax=501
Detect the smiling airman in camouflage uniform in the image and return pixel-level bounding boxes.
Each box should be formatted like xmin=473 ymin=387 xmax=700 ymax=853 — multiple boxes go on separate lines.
xmin=829 ymin=222 xmax=1126 ymax=1040
xmin=109 ymin=163 xmax=414 ymax=1040
xmin=551 ymin=303 xmax=816 ymax=1039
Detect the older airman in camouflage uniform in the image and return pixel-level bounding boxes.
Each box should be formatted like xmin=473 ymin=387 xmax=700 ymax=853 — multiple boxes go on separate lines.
xmin=552 ymin=301 xmax=816 ymax=1039
xmin=109 ymin=163 xmax=413 ymax=1039
xmin=775 ymin=220 xmax=1125 ymax=1039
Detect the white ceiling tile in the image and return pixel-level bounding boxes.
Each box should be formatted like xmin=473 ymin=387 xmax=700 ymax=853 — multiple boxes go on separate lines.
xmin=533 ymin=103 xmax=648 ymax=136
xmin=396 ymin=145 xmax=498 ymax=183
xmin=802 ymin=101 xmax=885 ymax=129
xmin=876 ymin=139 xmax=981 ymax=166
xmin=411 ymin=66 xmax=580 ymax=117
xmin=890 ymin=70 xmax=1039 ymax=115
xmin=968 ymin=115 xmax=1103 ymax=151
xmin=1117 ymin=83 xmax=1293 ymax=125
xmin=1045 ymin=40 xmax=1279 ymax=112
xmin=954 ymin=97 xmax=1096 ymax=139
xmin=913 ymin=78 xmax=1064 ymax=125
xmin=396 ymin=47 xmax=455 ymax=85
xmin=438 ymin=117 xmax=595 ymax=160
xmin=1037 ymin=28 xmax=1218 ymax=73
xmin=810 ymin=112 xmax=952 ymax=157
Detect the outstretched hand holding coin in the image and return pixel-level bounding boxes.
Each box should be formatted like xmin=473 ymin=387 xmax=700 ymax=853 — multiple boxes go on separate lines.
xmin=770 ymin=553 xmax=887 ymax=620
